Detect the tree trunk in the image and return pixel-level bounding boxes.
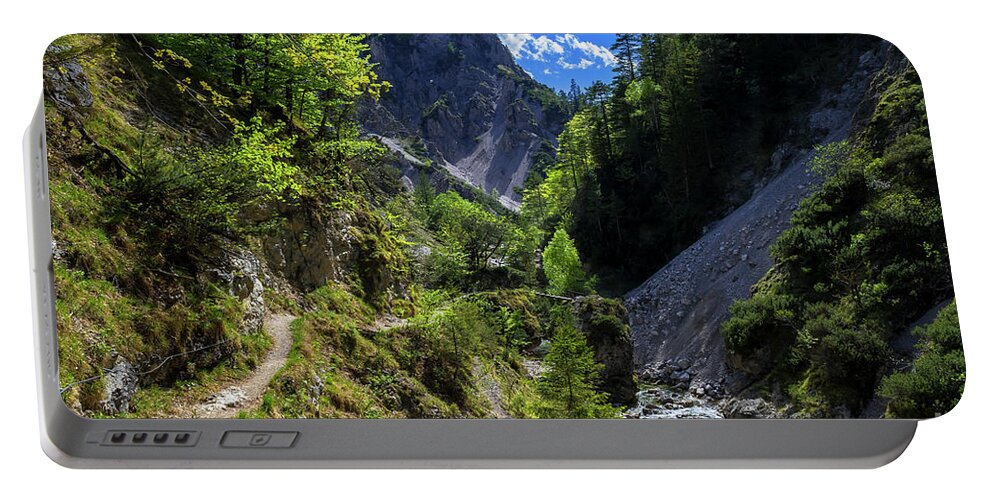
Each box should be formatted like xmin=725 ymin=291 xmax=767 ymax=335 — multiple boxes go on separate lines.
xmin=231 ymin=34 xmax=246 ymax=87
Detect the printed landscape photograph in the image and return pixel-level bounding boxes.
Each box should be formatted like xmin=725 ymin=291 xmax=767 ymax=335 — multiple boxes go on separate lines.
xmin=44 ymin=33 xmax=964 ymax=420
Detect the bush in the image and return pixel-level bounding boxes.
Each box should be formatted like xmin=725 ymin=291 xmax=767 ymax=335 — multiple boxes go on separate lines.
xmin=816 ymin=328 xmax=889 ymax=400
xmin=423 ymin=243 xmax=469 ymax=289
xmin=881 ymin=301 xmax=965 ymax=418
xmin=722 ymin=293 xmax=795 ymax=357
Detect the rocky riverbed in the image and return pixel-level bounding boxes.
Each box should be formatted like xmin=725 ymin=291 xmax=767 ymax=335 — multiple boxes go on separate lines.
xmin=624 ymin=385 xmax=723 ymax=419
xmin=624 ymin=383 xmax=785 ymax=419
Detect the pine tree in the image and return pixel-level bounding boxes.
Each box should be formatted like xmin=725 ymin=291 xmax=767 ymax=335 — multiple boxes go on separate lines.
xmin=413 ymin=171 xmax=435 ymax=219
xmin=567 ymin=79 xmax=583 ymax=113
xmin=533 ymin=320 xmax=616 ymax=418
xmin=610 ymin=33 xmax=640 ymax=85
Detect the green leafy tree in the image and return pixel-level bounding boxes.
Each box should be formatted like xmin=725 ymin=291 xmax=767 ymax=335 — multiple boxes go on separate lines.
xmin=541 ymin=228 xmax=591 ymax=295
xmin=504 ymin=223 xmax=544 ymax=286
xmin=423 ymin=242 xmax=469 ymax=289
xmin=429 ymin=191 xmax=509 ymax=271
xmin=219 ymin=116 xmax=301 ymax=201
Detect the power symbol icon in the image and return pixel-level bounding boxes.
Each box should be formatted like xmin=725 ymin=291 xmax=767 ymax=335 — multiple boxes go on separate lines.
xmin=220 ymin=431 xmax=297 ymax=448
xmin=249 ymin=434 xmax=272 ymax=446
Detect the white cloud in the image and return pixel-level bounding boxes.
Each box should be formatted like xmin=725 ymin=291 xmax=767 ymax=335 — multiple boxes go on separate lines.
xmin=498 ymin=34 xmax=532 ymax=58
xmin=500 ymin=33 xmax=616 ymax=75
xmin=557 ymin=58 xmax=594 ymax=70
xmin=556 ymin=34 xmax=617 ymax=68
xmin=498 ymin=34 xmax=565 ymax=62
xmin=529 ymin=35 xmax=564 ymax=61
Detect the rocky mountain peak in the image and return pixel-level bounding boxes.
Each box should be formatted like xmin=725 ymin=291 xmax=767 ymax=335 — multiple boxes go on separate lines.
xmin=360 ymin=34 xmax=567 ymax=208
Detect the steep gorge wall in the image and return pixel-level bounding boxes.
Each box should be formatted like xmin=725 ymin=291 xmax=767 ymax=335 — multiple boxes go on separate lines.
xmin=625 ymin=43 xmax=896 ymax=394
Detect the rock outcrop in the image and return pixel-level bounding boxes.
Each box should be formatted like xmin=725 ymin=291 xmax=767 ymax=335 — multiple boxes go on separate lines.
xmin=360 ymin=34 xmax=565 ymax=208
xmin=625 ymin=43 xmax=891 ymax=393
xmin=43 ymin=48 xmax=93 ymax=109
xmin=199 ymin=244 xmax=267 ymax=335
xmin=573 ymin=296 xmax=637 ymax=405
xmin=100 ymin=356 xmax=138 ymax=414
xmin=263 ymin=207 xmax=359 ymax=292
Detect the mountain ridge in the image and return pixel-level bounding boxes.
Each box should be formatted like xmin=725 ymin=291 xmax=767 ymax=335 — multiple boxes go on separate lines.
xmin=359 ymin=34 xmax=567 ymax=208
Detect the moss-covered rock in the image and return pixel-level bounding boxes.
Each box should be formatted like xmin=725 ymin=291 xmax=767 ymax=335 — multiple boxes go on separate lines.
xmin=573 ymin=295 xmax=637 ymax=405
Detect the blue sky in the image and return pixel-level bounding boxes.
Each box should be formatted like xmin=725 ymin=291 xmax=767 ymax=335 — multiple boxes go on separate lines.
xmin=498 ymin=34 xmax=618 ymax=92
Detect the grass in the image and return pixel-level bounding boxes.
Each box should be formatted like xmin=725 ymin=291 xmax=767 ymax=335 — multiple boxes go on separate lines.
xmin=245 ymin=286 xmax=553 ymax=419
xmin=124 ymin=361 xmax=254 ymax=418
xmin=45 ymin=34 xmax=557 ymax=420
xmin=50 ymin=136 xmax=257 ymax=415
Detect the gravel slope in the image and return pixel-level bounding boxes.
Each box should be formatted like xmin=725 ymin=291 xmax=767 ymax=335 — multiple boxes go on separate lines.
xmin=625 ymin=45 xmax=888 ymax=393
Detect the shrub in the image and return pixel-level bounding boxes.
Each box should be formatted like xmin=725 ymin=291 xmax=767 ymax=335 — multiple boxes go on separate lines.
xmin=722 ymin=293 xmax=796 ymax=357
xmin=816 ymin=328 xmax=889 ymax=401
xmin=881 ymin=301 xmax=965 ymax=418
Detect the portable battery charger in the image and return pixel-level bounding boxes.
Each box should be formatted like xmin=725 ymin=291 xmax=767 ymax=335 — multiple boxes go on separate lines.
xmin=26 ymin=33 xmax=962 ymax=468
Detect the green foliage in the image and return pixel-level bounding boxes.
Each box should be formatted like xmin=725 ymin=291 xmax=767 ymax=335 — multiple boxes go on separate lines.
xmin=504 ymin=223 xmax=544 ymax=287
xmin=423 ymin=243 xmax=470 ymax=289
xmin=222 ymin=116 xmax=301 ymax=200
xmin=722 ymin=292 xmax=796 ymax=360
xmin=529 ymin=314 xmax=618 ymax=418
xmin=45 ymin=33 xmax=407 ymax=416
xmin=114 ymin=120 xmax=295 ymax=260
xmin=721 ymin=63 xmax=959 ymax=415
xmin=881 ymin=302 xmax=965 ymax=418
xmin=146 ymin=34 xmax=388 ymax=130
xmin=413 ymin=171 xmax=435 ymax=219
xmin=541 ymin=227 xmax=593 ymax=296
xmin=519 ymin=35 xmax=865 ymax=291
xmin=305 ymin=284 xmax=375 ymax=322
xmin=807 ymin=141 xmax=867 ymax=176
xmin=861 ymin=69 xmax=928 ymax=154
xmin=349 ymin=208 xmax=409 ymax=305
xmin=251 ymin=289 xmax=558 ymax=418
xmin=816 ymin=328 xmax=889 ymax=402
xmin=422 ymin=94 xmax=450 ymax=119
xmin=428 ymin=191 xmax=509 ymax=272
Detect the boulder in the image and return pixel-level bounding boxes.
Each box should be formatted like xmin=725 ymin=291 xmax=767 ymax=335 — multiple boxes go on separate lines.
xmin=43 ymin=48 xmax=93 ymax=109
xmin=198 ymin=244 xmax=266 ymax=335
xmin=721 ymin=397 xmax=777 ymax=419
xmin=100 ymin=357 xmax=138 ymax=414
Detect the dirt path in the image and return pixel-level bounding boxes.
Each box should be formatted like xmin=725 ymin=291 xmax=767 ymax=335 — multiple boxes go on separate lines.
xmin=188 ymin=314 xmax=295 ymax=418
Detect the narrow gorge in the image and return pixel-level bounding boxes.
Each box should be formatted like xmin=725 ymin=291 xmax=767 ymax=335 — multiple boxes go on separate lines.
xmin=45 ymin=33 xmax=963 ymax=421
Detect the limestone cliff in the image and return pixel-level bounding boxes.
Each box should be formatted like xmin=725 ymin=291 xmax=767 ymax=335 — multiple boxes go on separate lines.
xmin=360 ymin=34 xmax=566 ymax=208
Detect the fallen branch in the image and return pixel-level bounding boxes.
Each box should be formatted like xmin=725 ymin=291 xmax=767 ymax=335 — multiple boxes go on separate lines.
xmin=534 ymin=291 xmax=574 ymax=302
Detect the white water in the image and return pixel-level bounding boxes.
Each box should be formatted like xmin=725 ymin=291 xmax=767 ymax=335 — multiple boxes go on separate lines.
xmin=625 ymin=386 xmax=723 ymax=419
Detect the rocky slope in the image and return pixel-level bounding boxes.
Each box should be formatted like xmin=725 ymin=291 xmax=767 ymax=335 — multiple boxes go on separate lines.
xmin=359 ymin=34 xmax=566 ymax=208
xmin=625 ymin=43 xmax=893 ymax=395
